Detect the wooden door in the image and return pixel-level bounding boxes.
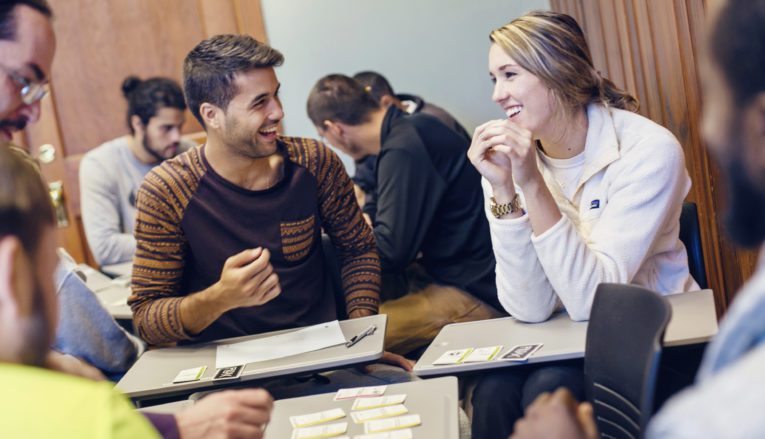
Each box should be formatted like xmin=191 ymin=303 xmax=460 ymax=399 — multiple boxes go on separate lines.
xmin=17 ymin=0 xmax=265 ymax=266
xmin=549 ymin=0 xmax=756 ymax=314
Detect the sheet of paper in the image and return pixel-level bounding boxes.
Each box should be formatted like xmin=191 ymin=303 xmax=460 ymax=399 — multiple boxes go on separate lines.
xmin=463 ymin=345 xmax=503 ymax=363
xmin=216 ymin=320 xmax=346 ymax=368
xmin=364 ymin=415 xmax=421 ymax=434
xmin=352 ymin=395 xmax=407 ymax=410
xmin=291 ymin=421 xmax=348 ymax=439
xmin=353 ymin=430 xmax=413 ymax=439
xmin=334 ymin=386 xmax=387 ymax=401
xmin=351 ymin=405 xmax=408 ymax=424
xmin=291 ymin=408 xmax=347 ymax=428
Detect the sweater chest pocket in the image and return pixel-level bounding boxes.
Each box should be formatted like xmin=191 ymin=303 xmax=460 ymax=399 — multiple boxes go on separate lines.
xmin=280 ymin=214 xmax=316 ymax=262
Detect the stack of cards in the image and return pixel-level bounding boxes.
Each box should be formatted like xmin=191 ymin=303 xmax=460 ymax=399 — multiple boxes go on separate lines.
xmin=431 ymin=344 xmax=543 ymax=365
xmin=432 ymin=345 xmax=503 ymax=365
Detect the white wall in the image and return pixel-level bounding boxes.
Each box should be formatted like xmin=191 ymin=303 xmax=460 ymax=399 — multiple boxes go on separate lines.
xmin=262 ymin=0 xmax=550 ymax=173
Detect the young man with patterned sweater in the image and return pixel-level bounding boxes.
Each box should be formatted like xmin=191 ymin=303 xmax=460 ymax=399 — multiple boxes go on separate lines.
xmin=129 ymin=34 xmax=412 ymax=389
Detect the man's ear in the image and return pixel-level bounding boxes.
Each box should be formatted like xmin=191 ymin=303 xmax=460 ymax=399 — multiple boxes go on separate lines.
xmin=200 ymin=103 xmax=221 ymax=130
xmin=742 ymin=92 xmax=765 ymax=186
xmin=130 ymin=115 xmax=144 ymax=136
xmin=323 ymin=120 xmax=345 ymax=138
xmin=0 ymin=236 xmax=25 ymax=317
xmin=379 ymin=95 xmax=395 ymax=109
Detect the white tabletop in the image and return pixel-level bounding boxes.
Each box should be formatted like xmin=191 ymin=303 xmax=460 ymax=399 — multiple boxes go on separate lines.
xmin=118 ymin=314 xmax=387 ymax=402
xmin=265 ymin=376 xmax=459 ymax=439
xmin=414 ymin=289 xmax=718 ymax=377
xmin=138 ymin=377 xmax=460 ymax=439
xmin=101 ymin=261 xmax=132 ymax=278
xmin=76 ymin=263 xmax=133 ymax=320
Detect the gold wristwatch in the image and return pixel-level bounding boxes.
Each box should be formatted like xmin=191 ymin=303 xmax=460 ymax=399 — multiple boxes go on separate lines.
xmin=490 ymin=193 xmax=522 ymax=218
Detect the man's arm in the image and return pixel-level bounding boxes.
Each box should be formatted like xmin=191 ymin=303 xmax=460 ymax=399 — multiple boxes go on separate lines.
xmin=79 ymin=155 xmax=136 ymax=265
xmin=373 ymin=146 xmax=446 ymax=272
xmin=313 ymin=141 xmax=381 ymax=318
xmin=130 ymin=165 xmax=280 ymax=345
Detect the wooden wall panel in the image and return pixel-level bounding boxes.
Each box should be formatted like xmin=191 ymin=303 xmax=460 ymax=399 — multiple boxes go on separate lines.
xmin=22 ymin=0 xmax=267 ymax=266
xmin=47 ymin=0 xmax=205 ymax=156
xmin=549 ymin=0 xmax=756 ymax=314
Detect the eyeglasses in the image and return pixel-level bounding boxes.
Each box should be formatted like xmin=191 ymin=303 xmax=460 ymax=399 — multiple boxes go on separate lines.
xmin=0 ymin=63 xmax=48 ymax=105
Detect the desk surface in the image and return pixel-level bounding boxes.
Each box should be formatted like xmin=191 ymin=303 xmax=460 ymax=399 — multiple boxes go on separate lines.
xmin=414 ymin=289 xmax=718 ymax=377
xmin=101 ymin=261 xmax=132 ymax=278
xmin=76 ymin=264 xmax=133 ymax=320
xmin=266 ymin=376 xmax=459 ymax=438
xmin=139 ymin=377 xmax=460 ymax=439
xmin=118 ymin=314 xmax=387 ymax=402
xmin=95 ymin=284 xmax=133 ymax=320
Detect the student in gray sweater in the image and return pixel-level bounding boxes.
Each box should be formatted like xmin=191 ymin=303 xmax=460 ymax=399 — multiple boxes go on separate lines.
xmin=79 ymin=76 xmax=193 ymax=266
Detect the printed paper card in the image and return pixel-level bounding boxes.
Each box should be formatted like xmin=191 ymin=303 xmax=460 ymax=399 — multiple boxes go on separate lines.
xmin=432 ymin=348 xmax=473 ymax=365
xmin=364 ymin=415 xmax=422 ymax=434
xmin=352 ymin=394 xmax=407 ymax=410
xmin=291 ymin=421 xmax=348 ymax=439
xmin=290 ymin=408 xmax=346 ymax=428
xmin=350 ymin=405 xmax=408 ymax=424
xmin=334 ymin=385 xmax=387 ymax=401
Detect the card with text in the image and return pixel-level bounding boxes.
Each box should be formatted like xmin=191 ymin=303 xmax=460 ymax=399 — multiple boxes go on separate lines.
xmin=351 ymin=394 xmax=407 ymax=411
xmin=213 ymin=365 xmax=244 ymax=381
xmin=501 ymin=343 xmax=543 ymax=361
xmin=334 ymin=385 xmax=387 ymax=401
xmin=172 ymin=366 xmax=206 ymax=384
xmin=432 ymin=348 xmax=473 ymax=365
xmin=364 ymin=414 xmax=421 ymax=434
xmin=290 ymin=408 xmax=346 ymax=428
xmin=291 ymin=421 xmax=348 ymax=439
xmin=463 ymin=345 xmax=503 ymax=363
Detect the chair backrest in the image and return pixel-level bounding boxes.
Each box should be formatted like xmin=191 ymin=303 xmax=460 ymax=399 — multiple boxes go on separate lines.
xmin=679 ymin=202 xmax=708 ymax=289
xmin=585 ymin=283 xmax=672 ymax=439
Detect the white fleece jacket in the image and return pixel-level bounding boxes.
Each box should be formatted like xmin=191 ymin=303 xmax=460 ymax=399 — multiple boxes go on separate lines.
xmin=483 ymin=104 xmax=699 ymax=323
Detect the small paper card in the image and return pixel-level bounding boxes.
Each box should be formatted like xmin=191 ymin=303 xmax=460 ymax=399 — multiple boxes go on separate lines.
xmin=213 ymin=365 xmax=244 ymax=381
xmin=172 ymin=366 xmax=206 ymax=384
xmin=353 ymin=429 xmax=414 ymax=439
xmin=334 ymin=385 xmax=387 ymax=401
xmin=432 ymin=348 xmax=473 ymax=365
xmin=364 ymin=414 xmax=421 ymax=434
xmin=350 ymin=405 xmax=408 ymax=424
xmin=463 ymin=345 xmax=503 ymax=363
xmin=352 ymin=394 xmax=407 ymax=410
xmin=290 ymin=408 xmax=347 ymax=428
xmin=291 ymin=421 xmax=348 ymax=439
xmin=501 ymin=343 xmax=543 ymax=361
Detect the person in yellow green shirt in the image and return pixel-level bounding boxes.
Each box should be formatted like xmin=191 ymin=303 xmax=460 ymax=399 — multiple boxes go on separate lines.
xmin=0 ymin=2 xmax=273 ymax=438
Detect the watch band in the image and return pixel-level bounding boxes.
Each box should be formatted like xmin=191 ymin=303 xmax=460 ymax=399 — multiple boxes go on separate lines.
xmin=490 ymin=193 xmax=521 ymax=218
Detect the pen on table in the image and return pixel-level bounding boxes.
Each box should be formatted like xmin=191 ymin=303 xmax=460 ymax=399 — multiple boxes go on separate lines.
xmin=346 ymin=324 xmax=377 ymax=348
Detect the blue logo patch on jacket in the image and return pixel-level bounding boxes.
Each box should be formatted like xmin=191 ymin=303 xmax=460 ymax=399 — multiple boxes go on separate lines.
xmin=590 ymin=199 xmax=600 ymax=210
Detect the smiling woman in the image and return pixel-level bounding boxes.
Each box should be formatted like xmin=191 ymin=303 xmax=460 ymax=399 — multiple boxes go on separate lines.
xmin=467 ymin=10 xmax=699 ymax=439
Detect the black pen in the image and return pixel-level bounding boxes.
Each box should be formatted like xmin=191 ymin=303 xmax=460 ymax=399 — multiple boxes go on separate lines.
xmin=346 ymin=324 xmax=377 ymax=348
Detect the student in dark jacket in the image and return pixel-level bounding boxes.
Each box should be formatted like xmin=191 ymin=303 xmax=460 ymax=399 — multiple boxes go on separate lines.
xmin=352 ymin=71 xmax=470 ymax=217
xmin=307 ymin=74 xmax=503 ymax=354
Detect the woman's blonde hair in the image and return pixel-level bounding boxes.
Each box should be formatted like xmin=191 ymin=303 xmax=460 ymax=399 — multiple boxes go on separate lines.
xmin=491 ymin=11 xmax=638 ymax=114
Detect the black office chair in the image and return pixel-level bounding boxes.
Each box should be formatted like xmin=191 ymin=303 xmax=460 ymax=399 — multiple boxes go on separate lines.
xmin=585 ymin=283 xmax=672 ymax=439
xmin=679 ymin=202 xmax=708 ymax=289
